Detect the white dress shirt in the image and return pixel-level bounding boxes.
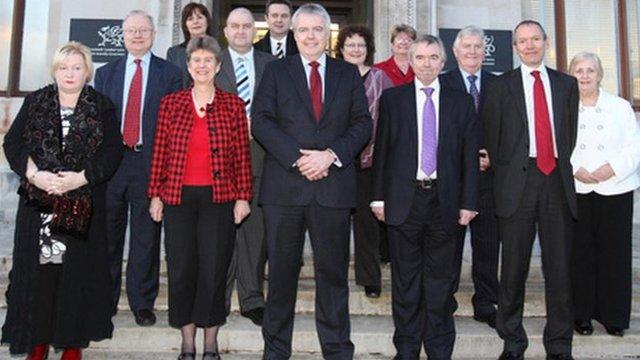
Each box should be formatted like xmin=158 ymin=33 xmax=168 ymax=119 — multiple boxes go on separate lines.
xmin=415 ymin=77 xmax=440 ymax=180
xmin=570 ymin=90 xmax=640 ymax=195
xmin=301 ymin=53 xmax=326 ymax=101
xmin=459 ymin=68 xmax=482 ymax=93
xmin=520 ymin=63 xmax=558 ymax=157
xmin=229 ymin=47 xmax=256 ymax=96
xmin=122 ymin=51 xmax=151 ymax=145
xmin=269 ymin=35 xmax=288 ymax=57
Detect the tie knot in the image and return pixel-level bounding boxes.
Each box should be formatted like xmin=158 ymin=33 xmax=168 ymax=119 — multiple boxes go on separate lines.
xmin=134 ymin=59 xmax=141 ymax=66
xmin=309 ymin=61 xmax=320 ymax=69
xmin=467 ymin=74 xmax=477 ymax=83
xmin=422 ymin=87 xmax=434 ymax=97
xmin=530 ymin=70 xmax=541 ymax=79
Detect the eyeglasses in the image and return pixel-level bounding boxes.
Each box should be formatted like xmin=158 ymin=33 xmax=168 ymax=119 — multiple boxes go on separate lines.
xmin=123 ymin=28 xmax=153 ymax=36
xmin=343 ymin=43 xmax=367 ymax=50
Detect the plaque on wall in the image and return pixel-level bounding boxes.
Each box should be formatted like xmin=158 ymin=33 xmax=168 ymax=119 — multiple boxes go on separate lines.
xmin=69 ymin=19 xmax=126 ymax=63
xmin=439 ymin=28 xmax=513 ymax=74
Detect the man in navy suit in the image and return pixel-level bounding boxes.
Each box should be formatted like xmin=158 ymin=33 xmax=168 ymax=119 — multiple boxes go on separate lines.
xmin=439 ymin=25 xmax=499 ymax=329
xmin=372 ymin=34 xmax=479 ymax=359
xmin=94 ymin=9 xmax=182 ymax=327
xmin=251 ymin=4 xmax=371 ymax=359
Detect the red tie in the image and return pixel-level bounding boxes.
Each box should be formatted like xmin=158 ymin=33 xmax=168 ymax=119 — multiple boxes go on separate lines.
xmin=309 ymin=61 xmax=323 ymax=121
xmin=531 ymin=70 xmax=556 ymax=175
xmin=123 ymin=59 xmax=142 ymax=147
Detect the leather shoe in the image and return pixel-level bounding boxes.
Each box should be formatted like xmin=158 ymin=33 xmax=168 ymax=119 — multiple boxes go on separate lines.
xmin=546 ymin=354 xmax=574 ymax=360
xmin=473 ymin=312 xmax=496 ymax=329
xmin=573 ymin=320 xmax=593 ymax=335
xmin=241 ymin=307 xmax=264 ymax=326
xmin=498 ymin=351 xmax=523 ymax=360
xmin=364 ymin=285 xmax=381 ymax=298
xmin=605 ymin=326 xmax=624 ymax=337
xmin=134 ymin=309 xmax=156 ymax=326
xmin=202 ymin=351 xmax=222 ymax=360
xmin=177 ymin=352 xmax=195 ymax=360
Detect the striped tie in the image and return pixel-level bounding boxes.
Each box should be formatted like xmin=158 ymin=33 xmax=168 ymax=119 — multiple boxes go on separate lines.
xmin=235 ymin=57 xmax=251 ymax=115
xmin=275 ymin=41 xmax=284 ymax=59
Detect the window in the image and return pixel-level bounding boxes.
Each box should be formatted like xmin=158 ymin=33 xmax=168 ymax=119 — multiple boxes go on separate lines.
xmin=522 ymin=0 xmax=557 ymax=69
xmin=628 ymin=0 xmax=640 ymax=103
xmin=0 ymin=1 xmax=15 ymax=92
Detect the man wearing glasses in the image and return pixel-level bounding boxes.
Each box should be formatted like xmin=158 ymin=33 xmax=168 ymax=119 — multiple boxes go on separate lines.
xmin=94 ymin=9 xmax=182 ymax=327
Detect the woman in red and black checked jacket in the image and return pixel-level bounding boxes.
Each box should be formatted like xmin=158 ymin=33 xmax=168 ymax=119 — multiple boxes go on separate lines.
xmin=148 ymin=35 xmax=251 ymax=360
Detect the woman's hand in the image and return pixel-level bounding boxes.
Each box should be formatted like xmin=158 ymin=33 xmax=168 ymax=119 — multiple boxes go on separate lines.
xmin=233 ymin=200 xmax=251 ymax=224
xmin=51 ymin=171 xmax=88 ymax=195
xmin=149 ymin=197 xmax=164 ymax=222
xmin=29 ymin=171 xmax=60 ymax=194
xmin=591 ymin=163 xmax=615 ymax=182
xmin=574 ymin=167 xmax=598 ymax=184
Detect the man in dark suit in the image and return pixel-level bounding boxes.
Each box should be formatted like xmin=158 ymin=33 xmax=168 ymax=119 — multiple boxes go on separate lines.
xmin=253 ymin=0 xmax=298 ymax=59
xmin=214 ymin=7 xmax=276 ymax=327
xmin=372 ymin=34 xmax=479 ymax=360
xmin=251 ymin=4 xmax=371 ymax=359
xmin=482 ymin=20 xmax=579 ymax=360
xmin=94 ymin=10 xmax=182 ymax=327
xmin=439 ymin=25 xmax=499 ymax=329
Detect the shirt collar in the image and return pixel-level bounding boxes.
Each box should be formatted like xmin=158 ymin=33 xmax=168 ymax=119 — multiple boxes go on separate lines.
xmin=301 ymin=52 xmax=327 ymax=68
xmin=270 ymin=34 xmax=287 ymax=45
xmin=415 ymin=77 xmax=440 ymax=94
xmin=127 ymin=51 xmax=151 ymax=66
xmin=229 ymin=47 xmax=254 ymax=63
xmin=459 ymin=67 xmax=481 ymax=81
xmin=521 ymin=62 xmax=548 ymax=78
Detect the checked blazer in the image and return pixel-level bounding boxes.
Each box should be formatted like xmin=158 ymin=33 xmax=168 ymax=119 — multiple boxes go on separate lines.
xmin=148 ymin=87 xmax=252 ymax=205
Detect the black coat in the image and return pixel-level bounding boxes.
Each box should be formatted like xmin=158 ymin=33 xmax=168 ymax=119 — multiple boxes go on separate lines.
xmin=254 ymin=30 xmax=299 ymax=57
xmin=1 ymin=86 xmax=123 ymax=355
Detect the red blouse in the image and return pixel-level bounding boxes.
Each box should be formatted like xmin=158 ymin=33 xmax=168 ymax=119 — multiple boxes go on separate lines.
xmin=373 ymin=56 xmax=415 ymax=86
xmin=182 ymin=106 xmax=213 ymax=186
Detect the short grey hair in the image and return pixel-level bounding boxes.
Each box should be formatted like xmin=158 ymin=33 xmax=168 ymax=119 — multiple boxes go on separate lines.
xmin=409 ymin=34 xmax=447 ymax=63
xmin=453 ymin=25 xmax=485 ymax=49
xmin=123 ymin=10 xmax=155 ymax=31
xmin=186 ymin=35 xmax=222 ymax=63
xmin=291 ymin=3 xmax=331 ymax=32
xmin=226 ymin=7 xmax=255 ymax=25
xmin=569 ymin=51 xmax=604 ymax=81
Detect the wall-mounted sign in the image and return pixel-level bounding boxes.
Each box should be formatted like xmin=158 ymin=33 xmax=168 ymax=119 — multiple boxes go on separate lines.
xmin=69 ymin=19 xmax=125 ymax=63
xmin=439 ymin=28 xmax=513 ymax=74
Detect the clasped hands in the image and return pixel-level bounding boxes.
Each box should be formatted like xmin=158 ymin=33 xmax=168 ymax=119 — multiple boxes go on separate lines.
xmin=574 ymin=163 xmax=615 ymax=184
xmin=296 ymin=149 xmax=335 ymax=181
xmin=28 ymin=170 xmax=87 ymax=196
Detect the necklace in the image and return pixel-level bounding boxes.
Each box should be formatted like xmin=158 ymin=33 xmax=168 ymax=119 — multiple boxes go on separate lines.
xmin=192 ymin=88 xmax=215 ymax=113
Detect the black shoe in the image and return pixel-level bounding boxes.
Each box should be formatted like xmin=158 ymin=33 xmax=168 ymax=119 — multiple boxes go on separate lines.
xmin=241 ymin=307 xmax=264 ymax=326
xmin=364 ymin=285 xmax=381 ymax=298
xmin=573 ymin=320 xmax=593 ymax=335
xmin=605 ymin=326 xmax=625 ymax=337
xmin=133 ymin=309 xmax=156 ymax=327
xmin=178 ymin=352 xmax=195 ymax=360
xmin=473 ymin=312 xmax=496 ymax=329
xmin=498 ymin=351 xmax=523 ymax=360
xmin=202 ymin=351 xmax=221 ymax=360
xmin=546 ymin=354 xmax=574 ymax=360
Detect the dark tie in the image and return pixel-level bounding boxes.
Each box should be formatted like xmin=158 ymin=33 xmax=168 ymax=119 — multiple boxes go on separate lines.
xmin=309 ymin=61 xmax=322 ymax=121
xmin=421 ymin=87 xmax=437 ymax=176
xmin=275 ymin=41 xmax=284 ymax=59
xmin=467 ymin=74 xmax=480 ymax=112
xmin=123 ymin=59 xmax=142 ymax=147
xmin=531 ymin=70 xmax=556 ymax=175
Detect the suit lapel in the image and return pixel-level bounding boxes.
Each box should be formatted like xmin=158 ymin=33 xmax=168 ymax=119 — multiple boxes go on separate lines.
xmin=507 ymin=68 xmax=528 ymax=125
xmin=438 ymin=87 xmax=453 ymax=154
xmin=253 ymin=51 xmax=266 ymax=98
xmin=113 ymin=57 xmax=127 ymax=122
xmin=547 ymin=67 xmax=563 ymax=139
xmin=319 ymin=57 xmax=341 ymax=122
xmin=287 ymin=55 xmax=316 ymax=121
xmin=452 ymin=68 xmax=467 ymax=92
xmin=220 ymin=50 xmax=237 ymax=93
xmin=144 ymin=55 xmax=160 ymax=114
xmin=404 ymin=84 xmax=418 ymax=173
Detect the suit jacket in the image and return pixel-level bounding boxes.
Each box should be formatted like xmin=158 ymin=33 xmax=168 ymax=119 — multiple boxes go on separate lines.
xmin=251 ymin=55 xmax=372 ymax=208
xmin=166 ymin=44 xmax=190 ymax=89
xmin=215 ymin=48 xmax=276 ymax=177
xmin=481 ymin=66 xmax=579 ymax=218
xmin=254 ymin=30 xmax=299 ymax=57
xmin=439 ymin=67 xmax=497 ymax=191
xmin=372 ymin=83 xmax=479 ymax=233
xmin=94 ymin=53 xmax=182 ymax=176
xmin=147 ymin=88 xmax=252 ymax=205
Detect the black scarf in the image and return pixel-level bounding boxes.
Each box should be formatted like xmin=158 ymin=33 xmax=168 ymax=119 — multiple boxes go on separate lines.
xmin=21 ymin=84 xmax=104 ymax=235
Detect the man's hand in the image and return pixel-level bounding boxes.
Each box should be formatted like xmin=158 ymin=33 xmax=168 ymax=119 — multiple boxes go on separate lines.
xmin=149 ymin=197 xmax=163 ymax=222
xmin=479 ymin=149 xmax=491 ymax=171
xmin=371 ymin=205 xmax=385 ymax=222
xmin=458 ymin=209 xmax=476 ymax=226
xmin=574 ymin=167 xmax=599 ymax=184
xmin=234 ymin=200 xmax=251 ymax=224
xmin=51 ymin=171 xmax=88 ymax=195
xmin=297 ymin=149 xmax=334 ymax=181
xmin=591 ymin=163 xmax=615 ymax=182
xmin=247 ymin=116 xmax=253 ymax=140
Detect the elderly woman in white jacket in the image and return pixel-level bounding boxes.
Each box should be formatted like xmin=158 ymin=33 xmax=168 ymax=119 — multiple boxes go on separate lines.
xmin=569 ymin=52 xmax=640 ymax=338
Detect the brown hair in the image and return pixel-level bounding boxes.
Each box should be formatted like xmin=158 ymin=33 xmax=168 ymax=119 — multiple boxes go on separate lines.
xmin=181 ymin=3 xmax=213 ymax=45
xmin=335 ymin=24 xmax=375 ymax=66
xmin=266 ymin=0 xmax=293 ymax=14
xmin=390 ymin=24 xmax=417 ymax=43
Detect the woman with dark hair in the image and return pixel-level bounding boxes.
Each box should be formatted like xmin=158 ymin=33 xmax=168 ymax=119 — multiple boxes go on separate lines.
xmin=335 ymin=24 xmax=393 ymax=299
xmin=2 ymin=41 xmax=122 ymax=359
xmin=166 ymin=2 xmax=214 ymax=88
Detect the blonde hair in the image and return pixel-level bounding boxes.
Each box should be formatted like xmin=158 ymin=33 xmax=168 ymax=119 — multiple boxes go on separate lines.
xmin=569 ymin=51 xmax=604 ymax=82
xmin=50 ymin=41 xmax=94 ymax=83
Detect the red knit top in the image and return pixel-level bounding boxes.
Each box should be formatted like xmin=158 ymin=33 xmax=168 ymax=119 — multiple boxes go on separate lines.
xmin=182 ymin=105 xmax=213 ymax=186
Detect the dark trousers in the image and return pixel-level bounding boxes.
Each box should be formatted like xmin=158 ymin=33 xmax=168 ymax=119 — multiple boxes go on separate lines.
xmin=33 ymin=264 xmax=62 ymax=344
xmin=262 ymin=204 xmax=353 ymax=360
xmin=572 ymin=191 xmax=633 ymax=329
xmin=388 ymin=186 xmax=457 ymax=360
xmin=496 ymin=162 xmax=573 ymax=356
xmin=353 ymin=168 xmax=382 ymax=287
xmin=106 ymin=150 xmax=161 ymax=313
xmin=225 ymin=177 xmax=266 ymax=314
xmin=452 ymin=187 xmax=499 ymax=316
xmin=164 ymin=186 xmax=235 ymax=328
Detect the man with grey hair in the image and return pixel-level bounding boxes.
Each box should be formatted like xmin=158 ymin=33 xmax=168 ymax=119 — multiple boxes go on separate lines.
xmin=372 ymin=34 xmax=479 ymax=359
xmin=95 ymin=9 xmax=182 ymax=327
xmin=215 ymin=6 xmax=276 ymax=327
xmin=439 ymin=25 xmax=500 ymax=329
xmin=252 ymin=3 xmax=371 ymax=359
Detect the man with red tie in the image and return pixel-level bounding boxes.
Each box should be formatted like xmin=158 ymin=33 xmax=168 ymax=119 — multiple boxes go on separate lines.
xmin=94 ymin=10 xmax=182 ymax=327
xmin=251 ymin=4 xmax=371 ymax=359
xmin=482 ymin=20 xmax=579 ymax=360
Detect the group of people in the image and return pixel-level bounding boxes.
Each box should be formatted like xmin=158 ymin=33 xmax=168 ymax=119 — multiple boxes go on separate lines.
xmin=2 ymin=1 xmax=638 ymax=360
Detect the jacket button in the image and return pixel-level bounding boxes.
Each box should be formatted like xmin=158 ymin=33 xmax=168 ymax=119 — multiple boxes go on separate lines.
xmin=522 ymin=166 xmax=527 ymax=172
xmin=210 ymin=126 xmax=216 ymax=133
xmin=212 ymin=148 xmax=219 ymax=155
xmin=214 ymin=171 xmax=221 ymax=179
